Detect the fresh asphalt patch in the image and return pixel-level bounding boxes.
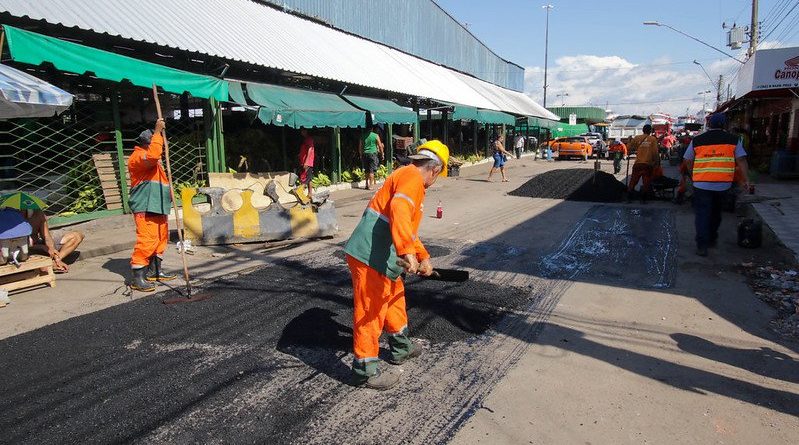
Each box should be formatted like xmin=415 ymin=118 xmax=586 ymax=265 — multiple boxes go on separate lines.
xmin=508 ymin=168 xmax=627 ymax=202
xmin=0 ymin=241 xmax=545 ymax=445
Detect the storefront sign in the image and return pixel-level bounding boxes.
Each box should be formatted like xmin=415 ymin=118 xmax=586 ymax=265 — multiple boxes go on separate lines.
xmin=737 ymin=46 xmax=799 ymax=96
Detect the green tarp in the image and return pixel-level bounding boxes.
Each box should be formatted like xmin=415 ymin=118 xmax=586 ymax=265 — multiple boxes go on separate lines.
xmin=546 ymin=106 xmax=607 ymax=123
xmin=3 ymin=25 xmax=228 ymax=101
xmin=344 ymin=95 xmax=416 ymax=124
xmin=551 ymin=123 xmax=590 ymax=138
xmin=450 ymin=104 xmax=478 ymax=121
xmin=247 ymin=82 xmax=365 ymax=128
xmin=525 ymin=116 xmax=560 ymax=130
xmin=476 ymin=109 xmax=516 ymax=125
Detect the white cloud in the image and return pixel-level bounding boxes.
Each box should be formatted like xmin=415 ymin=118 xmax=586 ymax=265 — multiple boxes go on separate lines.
xmin=523 ymin=54 xmax=714 ymax=117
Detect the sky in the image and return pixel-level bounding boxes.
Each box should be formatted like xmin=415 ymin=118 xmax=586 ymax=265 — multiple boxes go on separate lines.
xmin=434 ymin=0 xmax=799 ymax=117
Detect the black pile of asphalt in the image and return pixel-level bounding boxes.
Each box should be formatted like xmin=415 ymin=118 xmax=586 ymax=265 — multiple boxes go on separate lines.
xmin=508 ymin=168 xmax=627 ymax=202
xmin=0 ymin=243 xmax=530 ymax=444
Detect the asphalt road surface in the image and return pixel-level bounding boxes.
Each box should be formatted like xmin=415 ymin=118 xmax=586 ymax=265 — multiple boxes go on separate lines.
xmin=0 ymin=202 xmax=679 ymax=444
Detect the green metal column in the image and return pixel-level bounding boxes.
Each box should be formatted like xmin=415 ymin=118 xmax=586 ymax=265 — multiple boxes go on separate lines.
xmin=413 ymin=98 xmax=420 ymax=143
xmin=484 ymin=123 xmax=490 ymax=156
xmin=214 ymin=99 xmax=226 ymax=172
xmin=427 ymin=109 xmax=432 ymax=140
xmin=332 ymin=127 xmax=342 ymax=183
xmin=205 ymin=99 xmax=218 ymax=173
xmin=387 ymin=123 xmax=394 ymax=173
xmin=111 ymin=93 xmax=130 ymax=213
xmin=281 ymin=126 xmax=288 ymax=171
xmin=442 ymin=110 xmax=448 ymax=145
xmin=473 ymin=121 xmax=478 ymax=154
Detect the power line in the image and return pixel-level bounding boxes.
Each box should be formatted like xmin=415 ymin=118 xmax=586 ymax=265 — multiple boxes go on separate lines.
xmin=524 ymin=57 xmax=723 ymax=75
xmin=760 ymin=0 xmax=791 ymax=29
xmin=773 ymin=11 xmax=799 ymax=44
xmin=761 ymin=1 xmax=799 ymax=42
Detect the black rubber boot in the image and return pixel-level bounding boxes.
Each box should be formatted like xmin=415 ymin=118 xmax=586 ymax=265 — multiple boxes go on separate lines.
xmin=131 ymin=267 xmax=156 ymax=292
xmin=351 ymin=366 xmax=401 ymax=391
xmin=146 ymin=256 xmax=177 ymax=282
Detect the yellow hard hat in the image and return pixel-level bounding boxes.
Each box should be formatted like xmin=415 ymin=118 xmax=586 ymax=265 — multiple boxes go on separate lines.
xmin=413 ymin=140 xmax=450 ymax=177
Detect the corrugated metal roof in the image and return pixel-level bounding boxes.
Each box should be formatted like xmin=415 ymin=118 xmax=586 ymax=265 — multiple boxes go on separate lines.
xmin=546 ymin=106 xmax=607 ymax=122
xmin=0 ymin=0 xmax=553 ymax=119
xmin=453 ymin=72 xmax=559 ymax=120
xmin=260 ymin=0 xmax=525 ymax=91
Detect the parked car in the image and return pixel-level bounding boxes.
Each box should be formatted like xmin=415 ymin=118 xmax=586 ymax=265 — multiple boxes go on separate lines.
xmin=579 ymin=132 xmax=607 ymax=158
xmin=550 ymin=136 xmax=593 ymax=161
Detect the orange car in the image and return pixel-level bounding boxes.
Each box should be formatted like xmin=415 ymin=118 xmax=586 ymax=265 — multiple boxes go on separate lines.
xmin=550 ymin=136 xmax=593 ymax=160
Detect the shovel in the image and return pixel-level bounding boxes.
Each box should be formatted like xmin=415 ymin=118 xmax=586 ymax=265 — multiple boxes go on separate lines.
xmin=396 ymin=258 xmax=469 ymax=282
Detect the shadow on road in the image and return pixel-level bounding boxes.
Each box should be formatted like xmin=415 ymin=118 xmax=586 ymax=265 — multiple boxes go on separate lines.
xmin=277 ymin=307 xmax=352 ymax=384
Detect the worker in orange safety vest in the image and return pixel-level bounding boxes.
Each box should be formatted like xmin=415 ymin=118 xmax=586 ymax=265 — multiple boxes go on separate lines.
xmin=683 ymin=113 xmax=749 ymax=257
xmin=343 ymin=140 xmax=449 ymax=390
xmin=127 ymin=118 xmax=177 ymax=292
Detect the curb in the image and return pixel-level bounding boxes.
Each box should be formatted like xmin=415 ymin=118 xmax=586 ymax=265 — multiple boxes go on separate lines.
xmin=76 ymin=240 xmax=134 ymax=262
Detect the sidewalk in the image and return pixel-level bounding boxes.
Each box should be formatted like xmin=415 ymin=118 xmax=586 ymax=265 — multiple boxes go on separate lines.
xmin=750 ymin=182 xmax=799 ymax=263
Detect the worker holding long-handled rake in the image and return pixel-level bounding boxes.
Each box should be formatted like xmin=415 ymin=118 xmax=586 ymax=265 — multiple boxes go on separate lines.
xmin=128 ymin=118 xmax=177 ymax=292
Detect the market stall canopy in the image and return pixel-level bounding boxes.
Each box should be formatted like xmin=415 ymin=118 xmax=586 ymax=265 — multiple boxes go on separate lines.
xmin=231 ymin=81 xmax=365 ymax=128
xmin=523 ymin=116 xmax=560 ymax=130
xmin=476 ymin=109 xmax=516 ymax=125
xmin=3 ymin=25 xmax=228 ymax=101
xmin=343 ymin=95 xmax=416 ymax=124
xmin=0 ymin=0 xmax=555 ymax=118
xmin=0 ymin=63 xmax=72 ymax=119
xmin=446 ymin=103 xmax=478 ymax=121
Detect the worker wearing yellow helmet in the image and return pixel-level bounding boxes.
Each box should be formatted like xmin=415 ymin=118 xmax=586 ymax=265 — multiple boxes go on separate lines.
xmin=343 ymin=140 xmax=449 ymax=390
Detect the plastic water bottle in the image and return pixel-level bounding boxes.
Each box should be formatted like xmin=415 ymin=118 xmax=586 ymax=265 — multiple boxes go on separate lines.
xmin=436 ymin=200 xmax=443 ymax=219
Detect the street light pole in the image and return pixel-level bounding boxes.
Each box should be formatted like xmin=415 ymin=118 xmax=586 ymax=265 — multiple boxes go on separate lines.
xmin=644 ymin=21 xmax=745 ymax=64
xmin=542 ymin=4 xmax=554 ymax=108
xmin=556 ymin=92 xmax=569 ymax=106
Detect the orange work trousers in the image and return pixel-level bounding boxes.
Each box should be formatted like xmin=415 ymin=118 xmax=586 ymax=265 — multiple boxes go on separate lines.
xmin=346 ymin=254 xmax=408 ymax=363
xmin=628 ymin=164 xmax=653 ymax=194
xmin=131 ymin=212 xmax=168 ymax=267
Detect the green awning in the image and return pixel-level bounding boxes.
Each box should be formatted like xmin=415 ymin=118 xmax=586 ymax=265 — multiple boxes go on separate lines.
xmin=551 ymin=123 xmax=590 ymax=138
xmin=525 ymin=116 xmax=560 ymax=129
xmin=3 ymin=25 xmax=228 ymax=101
xmin=476 ymin=109 xmax=516 ymax=125
xmin=450 ymin=104 xmax=478 ymax=121
xmin=246 ymin=82 xmax=365 ymax=128
xmin=344 ymin=95 xmax=416 ymax=124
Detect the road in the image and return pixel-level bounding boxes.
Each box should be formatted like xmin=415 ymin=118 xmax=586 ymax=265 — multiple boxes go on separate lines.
xmin=1 ymin=158 xmax=797 ymax=444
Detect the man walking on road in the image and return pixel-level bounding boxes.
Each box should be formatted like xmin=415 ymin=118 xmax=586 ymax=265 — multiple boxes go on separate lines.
xmin=608 ymin=139 xmax=627 ymax=174
xmin=128 ymin=119 xmax=177 ymax=292
xmin=344 ymin=140 xmax=449 ymax=390
xmin=683 ymin=113 xmax=749 ymax=257
xmin=626 ymin=124 xmax=659 ymax=202
xmin=359 ymin=124 xmax=384 ymax=190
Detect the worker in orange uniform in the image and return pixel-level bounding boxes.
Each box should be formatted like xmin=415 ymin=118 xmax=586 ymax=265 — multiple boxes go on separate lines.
xmin=343 ymin=140 xmax=449 ymax=390
xmin=608 ymin=139 xmax=627 ymax=174
xmin=128 ymin=118 xmax=177 ymax=292
xmin=626 ymin=124 xmax=660 ymax=203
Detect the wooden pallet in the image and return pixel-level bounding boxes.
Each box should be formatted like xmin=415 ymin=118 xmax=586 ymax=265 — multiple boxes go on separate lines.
xmin=92 ymin=153 xmax=130 ymax=211
xmin=0 ymin=255 xmax=56 ymax=292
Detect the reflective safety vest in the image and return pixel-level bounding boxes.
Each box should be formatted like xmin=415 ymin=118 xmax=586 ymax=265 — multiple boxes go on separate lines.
xmin=128 ymin=132 xmax=172 ymax=215
xmin=691 ymin=130 xmax=740 ymax=183
xmin=344 ymin=165 xmax=430 ymax=280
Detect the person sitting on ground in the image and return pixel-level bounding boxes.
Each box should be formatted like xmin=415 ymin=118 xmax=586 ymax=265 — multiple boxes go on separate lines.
xmin=626 ymin=124 xmax=660 ymax=202
xmin=487 ymin=132 xmax=512 ymax=182
xmin=24 ymin=209 xmax=84 ymax=273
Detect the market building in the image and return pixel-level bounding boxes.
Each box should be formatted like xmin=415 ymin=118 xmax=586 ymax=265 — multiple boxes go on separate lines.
xmin=719 ymin=46 xmax=799 ymax=177
xmin=0 ymin=0 xmax=558 ymax=226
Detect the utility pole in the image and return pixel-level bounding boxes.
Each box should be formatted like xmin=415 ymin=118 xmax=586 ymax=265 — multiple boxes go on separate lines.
xmin=542 ymin=4 xmax=553 ymax=108
xmin=716 ymin=74 xmax=724 ymax=107
xmin=749 ymin=0 xmax=758 ymax=56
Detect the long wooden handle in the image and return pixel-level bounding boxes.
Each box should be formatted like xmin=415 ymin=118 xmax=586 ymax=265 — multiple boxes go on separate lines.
xmin=152 ymin=84 xmax=192 ymax=297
